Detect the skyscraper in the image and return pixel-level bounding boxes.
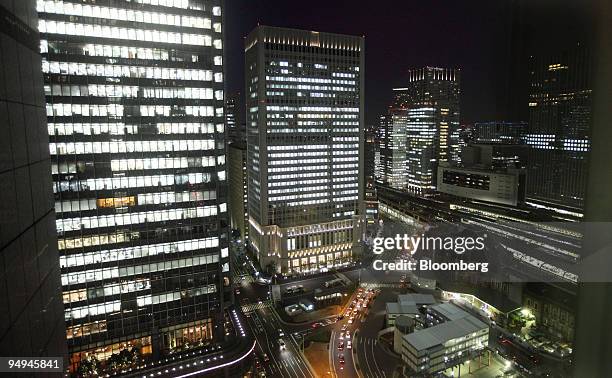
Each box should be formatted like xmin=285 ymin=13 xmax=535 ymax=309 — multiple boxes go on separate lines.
xmin=524 ymin=44 xmax=592 ymax=211
xmin=0 ymin=0 xmax=67 ymax=362
xmin=37 ymin=0 xmax=230 ymax=371
xmin=391 ymin=67 xmax=461 ymax=194
xmin=245 ymin=26 xmax=364 ymax=275
xmin=226 ymin=91 xmax=245 ymax=143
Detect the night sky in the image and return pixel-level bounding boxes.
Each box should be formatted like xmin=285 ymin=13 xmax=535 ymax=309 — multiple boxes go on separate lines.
xmin=224 ymin=0 xmax=594 ymax=126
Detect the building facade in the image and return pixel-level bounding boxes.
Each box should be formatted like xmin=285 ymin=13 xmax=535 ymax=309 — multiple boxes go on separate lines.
xmin=436 ymin=162 xmax=526 ymax=206
xmin=226 ymin=91 xmax=245 ymax=143
xmin=37 ymin=0 xmax=230 ymax=371
xmin=228 ymin=141 xmax=248 ymax=243
xmin=0 ymin=0 xmax=67 ymax=362
xmin=384 ymin=67 xmax=461 ymax=194
xmin=473 ymin=121 xmax=527 ymax=144
xmin=525 ymin=45 xmax=592 ymax=211
xmin=245 ymin=26 xmax=364 ymax=275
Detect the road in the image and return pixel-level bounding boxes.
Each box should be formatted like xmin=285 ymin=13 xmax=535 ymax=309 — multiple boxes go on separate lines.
xmin=245 ymin=301 xmax=315 ymax=378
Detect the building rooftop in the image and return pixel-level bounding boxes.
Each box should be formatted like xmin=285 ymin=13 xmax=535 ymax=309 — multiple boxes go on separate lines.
xmin=387 ymin=302 xmax=419 ymax=315
xmin=429 ymin=302 xmax=471 ymax=321
xmin=403 ymin=315 xmax=488 ymax=351
xmin=397 ymin=293 xmax=436 ymax=306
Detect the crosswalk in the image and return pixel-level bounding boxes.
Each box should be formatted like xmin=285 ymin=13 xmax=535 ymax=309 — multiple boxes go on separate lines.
xmin=241 ymin=301 xmax=271 ymax=313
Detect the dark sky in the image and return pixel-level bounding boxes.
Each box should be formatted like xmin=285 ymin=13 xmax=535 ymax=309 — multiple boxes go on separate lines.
xmin=224 ymin=0 xmax=595 ymax=126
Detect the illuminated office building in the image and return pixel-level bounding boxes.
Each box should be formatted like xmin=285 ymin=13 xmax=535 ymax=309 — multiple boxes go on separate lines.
xmin=37 ymin=0 xmax=230 ymax=371
xmin=391 ymin=67 xmax=461 ymax=194
xmin=245 ymin=26 xmax=364 ymax=275
xmin=0 ymin=0 xmax=67 ymax=361
xmin=525 ymin=45 xmax=592 ymax=211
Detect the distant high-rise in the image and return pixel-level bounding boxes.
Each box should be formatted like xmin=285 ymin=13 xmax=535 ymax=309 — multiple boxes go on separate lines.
xmin=226 ymin=91 xmax=246 ymax=143
xmin=390 ymin=67 xmax=461 ymax=194
xmin=245 ymin=26 xmax=364 ymax=275
xmin=37 ymin=0 xmax=230 ymax=372
xmin=229 ymin=141 xmax=248 ymax=243
xmin=0 ymin=0 xmax=67 ymax=362
xmin=524 ymin=44 xmax=592 ymax=211
xmin=473 ymin=121 xmax=527 ymax=144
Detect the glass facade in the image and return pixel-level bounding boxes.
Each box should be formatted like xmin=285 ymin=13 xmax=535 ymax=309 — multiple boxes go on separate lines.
xmin=245 ymin=26 xmax=364 ymax=275
xmin=390 ymin=67 xmax=461 ymax=194
xmin=37 ymin=0 xmax=229 ymax=371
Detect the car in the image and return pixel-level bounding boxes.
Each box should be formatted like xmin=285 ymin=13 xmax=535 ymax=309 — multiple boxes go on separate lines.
xmin=348 ymin=317 xmax=354 ymax=324
xmin=347 ymin=340 xmax=352 ymax=349
xmin=254 ymin=357 xmax=262 ymax=369
xmin=262 ymin=353 xmax=270 ymax=362
xmin=278 ymin=329 xmax=285 ymax=337
xmin=341 ymin=325 xmax=348 ymax=332
xmin=337 ymin=342 xmax=344 ymax=351
xmin=279 ymin=338 xmax=286 ymax=350
xmin=345 ymin=332 xmax=351 ymax=339
xmin=235 ymin=288 xmax=241 ymax=295
xmin=339 ymin=354 xmax=345 ymax=364
xmin=339 ymin=332 xmax=344 ymax=340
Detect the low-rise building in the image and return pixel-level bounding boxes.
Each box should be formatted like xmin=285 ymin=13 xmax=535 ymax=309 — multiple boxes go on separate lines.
xmin=401 ymin=303 xmax=489 ymax=375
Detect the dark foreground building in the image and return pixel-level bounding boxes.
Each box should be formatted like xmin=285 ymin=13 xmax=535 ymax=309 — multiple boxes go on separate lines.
xmin=0 ymin=0 xmax=67 ymax=363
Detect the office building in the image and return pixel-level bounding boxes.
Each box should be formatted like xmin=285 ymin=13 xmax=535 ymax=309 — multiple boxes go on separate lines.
xmin=525 ymin=45 xmax=592 ymax=211
xmin=245 ymin=26 xmax=364 ymax=275
xmin=226 ymin=91 xmax=245 ymax=143
xmin=437 ymin=162 xmax=526 ymax=206
xmin=229 ymin=141 xmax=248 ymax=243
xmin=386 ymin=67 xmax=461 ymax=194
xmin=364 ymin=124 xmax=378 ymax=223
xmin=0 ymin=0 xmax=67 ymax=361
xmin=401 ymin=303 xmax=489 ymax=375
xmin=37 ymin=0 xmax=230 ymax=372
xmin=473 ymin=121 xmax=527 ymax=144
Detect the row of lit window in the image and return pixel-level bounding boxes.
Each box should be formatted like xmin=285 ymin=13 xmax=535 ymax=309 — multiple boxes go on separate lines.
xmin=50 ymin=139 xmax=216 ymax=155
xmin=48 ymin=122 xmax=219 ymax=136
xmin=109 ymin=157 xmax=223 ymax=172
xmin=269 ymin=178 xmax=329 ymax=187
xmin=269 ymin=185 xmax=329 ymax=195
xmin=37 ymin=0 xmax=218 ymax=30
xmin=55 ymin=190 xmax=216 ymax=213
xmin=266 ymin=76 xmax=355 ymax=85
xmin=42 ymin=61 xmax=219 ymax=81
xmin=137 ymin=284 xmax=217 ymax=307
xmin=268 ymin=158 xmax=328 ymax=166
xmin=57 ymin=205 xmax=220 ymax=233
xmin=39 ymin=20 xmax=221 ymax=47
xmin=267 ymin=106 xmax=359 ymax=112
xmin=47 ymin=103 xmax=221 ymax=118
xmin=268 ymin=166 xmax=333 ymax=173
xmin=63 ymin=279 xmax=150 ymax=305
xmin=54 ymin=172 xmax=212 ymax=194
xmin=45 ymin=84 xmax=221 ymax=100
xmin=44 ymin=42 xmax=222 ymax=65
xmin=52 ymin=158 xmax=222 ymax=176
xmin=62 ymin=254 xmax=220 ymax=288
xmin=58 ymin=231 xmax=140 ymax=251
xmin=267 ymin=83 xmax=356 ymax=92
xmin=267 ymin=127 xmax=358 ymax=134
xmin=60 ymin=237 xmax=220 ymax=269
